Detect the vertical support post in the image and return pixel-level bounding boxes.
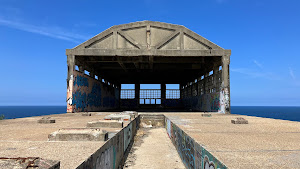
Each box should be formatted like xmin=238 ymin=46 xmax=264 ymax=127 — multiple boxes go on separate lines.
xmin=161 ymin=83 xmax=166 ymax=107
xmin=135 ymin=83 xmax=140 ymax=108
xmin=67 ymin=55 xmax=75 ymax=113
xmin=222 ymin=55 xmax=230 ymax=114
xmin=213 ymin=64 xmax=219 ymax=92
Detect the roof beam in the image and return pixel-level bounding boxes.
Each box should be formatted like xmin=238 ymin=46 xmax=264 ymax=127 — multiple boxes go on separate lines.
xmin=66 ymin=49 xmax=231 ymax=57
xmin=155 ymin=31 xmax=180 ymax=49
xmin=117 ymin=31 xmax=143 ymax=49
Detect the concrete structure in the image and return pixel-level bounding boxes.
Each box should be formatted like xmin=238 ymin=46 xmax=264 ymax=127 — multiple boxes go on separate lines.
xmin=66 ymin=21 xmax=231 ymax=114
xmin=48 ymin=128 xmax=108 ymax=141
xmin=1 ymin=112 xmax=300 ymax=168
xmin=38 ymin=117 xmax=55 ymax=123
xmin=87 ymin=120 xmax=123 ymax=128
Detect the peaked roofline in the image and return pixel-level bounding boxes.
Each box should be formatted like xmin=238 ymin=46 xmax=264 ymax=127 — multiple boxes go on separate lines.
xmin=71 ymin=21 xmax=225 ymax=50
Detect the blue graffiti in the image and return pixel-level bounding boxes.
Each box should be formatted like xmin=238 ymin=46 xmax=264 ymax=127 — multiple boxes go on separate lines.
xmin=73 ymin=75 xmax=89 ymax=87
xmin=72 ymin=91 xmax=87 ymax=112
xmin=87 ymin=83 xmax=102 ymax=107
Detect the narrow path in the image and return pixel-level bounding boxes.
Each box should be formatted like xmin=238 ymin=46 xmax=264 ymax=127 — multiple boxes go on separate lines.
xmin=124 ymin=128 xmax=185 ymax=169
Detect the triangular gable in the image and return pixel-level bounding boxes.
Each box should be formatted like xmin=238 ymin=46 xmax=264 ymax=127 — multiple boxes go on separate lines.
xmin=73 ymin=21 xmax=223 ymax=50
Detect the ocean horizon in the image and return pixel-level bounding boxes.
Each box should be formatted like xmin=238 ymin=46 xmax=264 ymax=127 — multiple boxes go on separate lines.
xmin=0 ymin=105 xmax=300 ymax=122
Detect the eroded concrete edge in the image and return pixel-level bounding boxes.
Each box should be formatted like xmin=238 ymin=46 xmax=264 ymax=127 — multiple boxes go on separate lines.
xmin=164 ymin=116 xmax=227 ymax=169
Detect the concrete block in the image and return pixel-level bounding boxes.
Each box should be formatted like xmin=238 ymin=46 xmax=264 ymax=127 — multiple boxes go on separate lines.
xmin=0 ymin=157 xmax=60 ymax=169
xmin=82 ymin=112 xmax=91 ymax=116
xmin=202 ymin=113 xmax=212 ymax=117
xmin=87 ymin=120 xmax=123 ymax=128
xmin=48 ymin=128 xmax=107 ymax=141
xmin=231 ymin=117 xmax=248 ymax=124
xmin=123 ymin=111 xmax=138 ymax=118
xmin=38 ymin=117 xmax=55 ymax=124
xmin=104 ymin=114 xmax=131 ymax=121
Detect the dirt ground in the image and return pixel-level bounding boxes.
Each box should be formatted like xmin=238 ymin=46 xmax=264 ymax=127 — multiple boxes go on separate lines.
xmin=124 ymin=127 xmax=185 ymax=169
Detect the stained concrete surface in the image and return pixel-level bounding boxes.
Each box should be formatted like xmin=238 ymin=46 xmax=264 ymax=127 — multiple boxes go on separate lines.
xmin=164 ymin=113 xmax=300 ymax=169
xmin=0 ymin=112 xmax=129 ymax=169
xmin=124 ymin=128 xmax=185 ymax=169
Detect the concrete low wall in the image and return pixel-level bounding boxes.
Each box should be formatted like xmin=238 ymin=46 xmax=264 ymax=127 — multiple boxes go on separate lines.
xmin=76 ymin=116 xmax=140 ymax=169
xmin=165 ymin=117 xmax=227 ymax=169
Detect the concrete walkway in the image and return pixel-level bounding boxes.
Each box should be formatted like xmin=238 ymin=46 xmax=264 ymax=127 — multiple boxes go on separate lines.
xmin=125 ymin=128 xmax=185 ymax=169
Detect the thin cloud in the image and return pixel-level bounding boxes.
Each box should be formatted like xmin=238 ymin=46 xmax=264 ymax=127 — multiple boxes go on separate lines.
xmin=253 ymin=60 xmax=263 ymax=68
xmin=289 ymin=67 xmax=296 ymax=80
xmin=231 ymin=68 xmax=280 ymax=80
xmin=0 ymin=17 xmax=91 ymax=43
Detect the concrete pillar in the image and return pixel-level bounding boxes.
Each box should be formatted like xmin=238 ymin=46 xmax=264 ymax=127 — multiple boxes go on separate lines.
xmin=67 ymin=55 xmax=75 ymax=113
xmin=213 ymin=64 xmax=219 ymax=92
xmin=90 ymin=69 xmax=95 ymax=78
xmin=161 ymin=83 xmax=166 ymax=107
xmin=222 ymin=55 xmax=230 ymax=114
xmin=204 ymin=72 xmax=209 ymax=94
xmin=78 ymin=65 xmax=84 ymax=73
xmin=161 ymin=83 xmax=166 ymax=99
xmin=135 ymin=83 xmax=140 ymax=107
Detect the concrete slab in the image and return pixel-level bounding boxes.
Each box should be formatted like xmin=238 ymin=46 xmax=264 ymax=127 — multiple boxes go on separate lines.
xmin=48 ymin=128 xmax=107 ymax=141
xmin=82 ymin=112 xmax=91 ymax=116
xmin=37 ymin=117 xmax=55 ymax=123
xmin=123 ymin=111 xmax=138 ymax=118
xmin=231 ymin=117 xmax=248 ymax=124
xmin=87 ymin=120 xmax=123 ymax=128
xmin=104 ymin=113 xmax=131 ymax=121
xmin=164 ymin=113 xmax=300 ymax=169
xmin=0 ymin=112 xmax=112 ymax=168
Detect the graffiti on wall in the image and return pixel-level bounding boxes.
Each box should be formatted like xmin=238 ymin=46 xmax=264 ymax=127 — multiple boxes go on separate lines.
xmin=182 ymin=92 xmax=225 ymax=113
xmin=202 ymin=147 xmax=226 ymax=169
xmin=165 ymin=118 xmax=227 ymax=169
xmin=68 ymin=71 xmax=119 ymax=112
xmin=67 ymin=75 xmax=74 ymax=112
xmin=124 ymin=123 xmax=133 ymax=152
xmin=96 ymin=146 xmax=116 ymax=169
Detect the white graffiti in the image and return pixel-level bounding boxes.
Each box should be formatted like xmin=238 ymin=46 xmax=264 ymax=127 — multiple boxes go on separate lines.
xmin=204 ymin=156 xmax=216 ymax=169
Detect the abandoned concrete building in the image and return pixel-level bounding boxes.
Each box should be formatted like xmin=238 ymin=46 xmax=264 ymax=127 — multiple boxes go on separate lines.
xmin=66 ymin=21 xmax=231 ymax=114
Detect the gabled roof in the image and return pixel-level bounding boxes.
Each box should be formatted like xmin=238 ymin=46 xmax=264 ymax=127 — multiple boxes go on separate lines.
xmin=66 ymin=21 xmax=230 ymax=56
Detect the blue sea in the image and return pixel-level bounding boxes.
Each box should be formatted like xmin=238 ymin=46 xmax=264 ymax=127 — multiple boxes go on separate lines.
xmin=0 ymin=106 xmax=300 ymax=122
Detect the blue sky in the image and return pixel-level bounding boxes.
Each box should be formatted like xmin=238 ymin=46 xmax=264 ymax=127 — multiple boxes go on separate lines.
xmin=0 ymin=0 xmax=299 ymax=106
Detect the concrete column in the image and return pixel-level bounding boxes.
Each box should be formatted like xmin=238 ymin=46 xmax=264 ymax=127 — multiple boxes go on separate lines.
xmin=213 ymin=64 xmax=219 ymax=92
xmin=222 ymin=55 xmax=230 ymax=114
xmin=78 ymin=65 xmax=84 ymax=73
xmin=67 ymin=55 xmax=75 ymax=113
xmin=90 ymin=69 xmax=95 ymax=78
xmin=204 ymin=72 xmax=209 ymax=94
xmin=161 ymin=83 xmax=166 ymax=107
xmin=135 ymin=83 xmax=140 ymax=107
xmin=161 ymin=83 xmax=166 ymax=99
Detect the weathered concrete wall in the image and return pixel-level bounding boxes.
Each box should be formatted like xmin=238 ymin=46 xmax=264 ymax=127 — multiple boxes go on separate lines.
xmin=165 ymin=117 xmax=227 ymax=169
xmin=182 ymin=70 xmax=228 ymax=113
xmin=67 ymin=70 xmax=119 ymax=113
xmin=76 ymin=116 xmax=140 ymax=169
xmin=163 ymin=99 xmax=182 ymax=108
xmin=182 ymin=92 xmax=224 ymax=112
xmin=120 ymin=99 xmax=138 ymax=110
